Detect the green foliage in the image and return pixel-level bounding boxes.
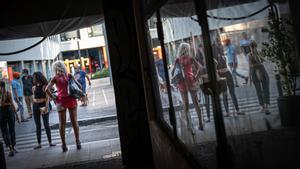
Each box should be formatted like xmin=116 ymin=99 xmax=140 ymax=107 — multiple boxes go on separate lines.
xmin=91 ymin=68 xmax=110 ymax=79
xmin=261 ymin=9 xmax=296 ymax=96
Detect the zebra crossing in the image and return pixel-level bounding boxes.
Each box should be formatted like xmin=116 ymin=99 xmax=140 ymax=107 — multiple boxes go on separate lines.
xmin=163 ymin=95 xmax=279 ymax=121
xmin=1 ymin=95 xmax=279 ymax=154
xmin=0 ymin=123 xmax=118 ymax=154
xmin=1 ymin=128 xmax=65 ymax=153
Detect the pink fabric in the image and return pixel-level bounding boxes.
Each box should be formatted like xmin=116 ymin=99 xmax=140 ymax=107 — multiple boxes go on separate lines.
xmin=54 ymin=74 xmax=77 ymax=109
xmin=176 ymin=56 xmax=197 ymax=92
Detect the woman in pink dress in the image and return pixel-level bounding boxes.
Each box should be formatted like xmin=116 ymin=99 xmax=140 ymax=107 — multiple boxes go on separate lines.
xmin=45 ymin=61 xmax=81 ymax=152
xmin=174 ymin=42 xmax=204 ymax=131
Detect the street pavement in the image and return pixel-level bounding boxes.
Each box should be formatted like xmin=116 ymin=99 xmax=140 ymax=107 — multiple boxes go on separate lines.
xmin=1 ymin=77 xmax=121 ymax=169
xmin=0 ymin=56 xmax=283 ymax=168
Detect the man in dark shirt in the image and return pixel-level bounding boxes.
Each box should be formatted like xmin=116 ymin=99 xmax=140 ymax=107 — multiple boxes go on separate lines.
xmin=74 ymin=65 xmax=91 ymax=106
xmin=21 ymin=69 xmax=33 ymax=118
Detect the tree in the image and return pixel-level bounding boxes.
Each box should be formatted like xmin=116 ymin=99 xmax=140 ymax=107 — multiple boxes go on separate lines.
xmin=261 ymin=8 xmax=296 ymax=96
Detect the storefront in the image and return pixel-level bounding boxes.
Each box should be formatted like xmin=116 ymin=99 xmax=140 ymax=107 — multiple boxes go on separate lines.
xmin=62 ymin=46 xmax=108 ymax=74
xmin=139 ymin=0 xmax=299 ymax=168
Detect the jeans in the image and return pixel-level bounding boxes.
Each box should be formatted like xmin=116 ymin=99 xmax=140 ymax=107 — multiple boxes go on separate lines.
xmin=221 ymin=71 xmax=240 ymax=112
xmin=229 ymin=64 xmax=246 ymax=85
xmin=0 ymin=106 xmax=16 ymax=147
xmin=24 ymin=95 xmax=33 ymax=116
xmin=251 ymin=65 xmax=270 ymax=106
xmin=15 ymin=97 xmax=24 ymax=120
xmin=33 ymin=103 xmax=52 ymax=144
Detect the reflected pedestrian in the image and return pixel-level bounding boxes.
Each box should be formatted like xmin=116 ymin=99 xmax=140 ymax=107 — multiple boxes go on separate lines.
xmin=173 ymin=43 xmax=204 ymax=131
xmin=32 ymin=72 xmax=56 ymax=149
xmin=240 ymin=32 xmax=251 ymax=64
xmin=249 ymin=41 xmax=270 ymax=114
xmin=0 ymin=80 xmax=19 ymax=156
xmin=194 ymin=44 xmax=211 ymax=122
xmin=154 ymin=51 xmax=167 ymax=93
xmin=213 ymin=37 xmax=243 ymax=117
xmin=224 ymin=38 xmax=248 ymax=87
xmin=46 ymin=61 xmax=81 ymax=152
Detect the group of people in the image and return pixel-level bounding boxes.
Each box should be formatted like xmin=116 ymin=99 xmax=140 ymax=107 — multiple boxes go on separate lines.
xmin=0 ymin=61 xmax=91 ymax=157
xmin=156 ymin=32 xmax=270 ymax=132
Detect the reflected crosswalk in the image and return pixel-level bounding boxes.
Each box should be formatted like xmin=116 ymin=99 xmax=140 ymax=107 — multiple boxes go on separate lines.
xmin=163 ymin=95 xmax=279 ymax=120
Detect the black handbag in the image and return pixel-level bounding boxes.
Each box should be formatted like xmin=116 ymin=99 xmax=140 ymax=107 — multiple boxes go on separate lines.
xmin=68 ymin=74 xmax=84 ymax=99
xmin=200 ymin=78 xmax=227 ymax=95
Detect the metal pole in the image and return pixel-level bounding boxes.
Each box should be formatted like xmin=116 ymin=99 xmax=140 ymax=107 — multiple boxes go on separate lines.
xmin=0 ymin=141 xmax=7 ymax=169
xmin=102 ymin=23 xmax=113 ymax=85
xmin=193 ymin=0 xmax=234 ymax=169
xmin=156 ymin=11 xmax=178 ymax=138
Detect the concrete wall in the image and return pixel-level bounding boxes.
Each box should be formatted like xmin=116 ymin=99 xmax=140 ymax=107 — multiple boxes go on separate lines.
xmin=149 ymin=122 xmax=193 ymax=169
xmin=0 ymin=36 xmax=60 ymax=61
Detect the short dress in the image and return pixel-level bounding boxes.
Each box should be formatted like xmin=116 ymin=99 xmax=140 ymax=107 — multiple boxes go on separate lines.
xmin=176 ymin=56 xmax=198 ymax=92
xmin=54 ymin=74 xmax=77 ymax=109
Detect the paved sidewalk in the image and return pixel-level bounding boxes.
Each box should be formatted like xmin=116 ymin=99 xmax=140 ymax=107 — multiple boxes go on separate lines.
xmin=14 ymin=77 xmax=117 ymax=135
xmin=0 ymin=77 xmax=121 ymax=169
xmin=5 ymin=138 xmax=121 ymax=169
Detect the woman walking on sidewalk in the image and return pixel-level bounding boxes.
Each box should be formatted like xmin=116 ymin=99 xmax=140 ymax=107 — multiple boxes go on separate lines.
xmin=0 ymin=80 xmax=19 ymax=156
xmin=32 ymin=72 xmax=56 ymax=149
xmin=46 ymin=61 xmax=81 ymax=152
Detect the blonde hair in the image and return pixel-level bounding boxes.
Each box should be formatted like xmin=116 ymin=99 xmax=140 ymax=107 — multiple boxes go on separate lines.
xmin=52 ymin=61 xmax=67 ymax=75
xmin=176 ymin=43 xmax=191 ymax=58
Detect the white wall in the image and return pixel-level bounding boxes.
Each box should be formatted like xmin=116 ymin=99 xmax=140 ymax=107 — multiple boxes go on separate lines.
xmin=60 ymin=28 xmax=105 ymax=52
xmin=0 ymin=36 xmax=60 ymax=61
xmin=161 ymin=0 xmax=269 ymax=43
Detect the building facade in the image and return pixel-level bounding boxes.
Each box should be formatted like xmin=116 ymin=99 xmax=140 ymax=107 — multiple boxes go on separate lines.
xmin=0 ymin=23 xmax=108 ymax=79
xmin=60 ymin=24 xmax=108 ymax=74
xmin=0 ymin=36 xmax=60 ymax=80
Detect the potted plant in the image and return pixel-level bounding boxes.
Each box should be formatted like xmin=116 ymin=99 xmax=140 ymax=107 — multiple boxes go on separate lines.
xmin=261 ymin=8 xmax=300 ymax=127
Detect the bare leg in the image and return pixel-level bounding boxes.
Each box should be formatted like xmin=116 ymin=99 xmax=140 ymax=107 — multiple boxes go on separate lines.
xmin=180 ymin=91 xmax=193 ymax=131
xmin=69 ymin=107 xmax=81 ymax=149
xmin=58 ymin=110 xmax=67 ymax=151
xmin=190 ymin=90 xmax=203 ymax=130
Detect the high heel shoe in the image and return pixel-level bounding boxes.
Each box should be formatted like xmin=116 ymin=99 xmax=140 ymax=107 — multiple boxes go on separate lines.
xmin=76 ymin=140 xmax=81 ymax=150
xmin=198 ymin=123 xmax=204 ymax=131
xmin=62 ymin=145 xmax=68 ymax=152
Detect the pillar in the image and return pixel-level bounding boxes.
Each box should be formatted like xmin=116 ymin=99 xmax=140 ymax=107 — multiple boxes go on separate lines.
xmin=21 ymin=60 xmax=25 ymax=71
xmin=32 ymin=60 xmax=37 ymax=72
xmin=42 ymin=61 xmax=47 ymax=77
xmin=102 ymin=47 xmax=108 ymax=69
xmin=48 ymin=60 xmax=52 ymax=78
xmin=103 ymin=0 xmax=153 ymax=167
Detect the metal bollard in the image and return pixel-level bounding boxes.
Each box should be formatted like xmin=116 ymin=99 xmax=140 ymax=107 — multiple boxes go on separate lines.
xmin=0 ymin=141 xmax=7 ymax=169
xmin=275 ymin=74 xmax=283 ymax=97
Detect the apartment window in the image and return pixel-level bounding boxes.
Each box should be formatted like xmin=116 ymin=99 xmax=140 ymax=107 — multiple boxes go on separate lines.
xmin=60 ymin=30 xmax=81 ymax=41
xmin=87 ymin=24 xmax=103 ymax=37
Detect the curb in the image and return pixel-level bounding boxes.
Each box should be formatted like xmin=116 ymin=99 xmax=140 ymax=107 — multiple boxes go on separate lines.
xmin=50 ymin=115 xmax=117 ymax=130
